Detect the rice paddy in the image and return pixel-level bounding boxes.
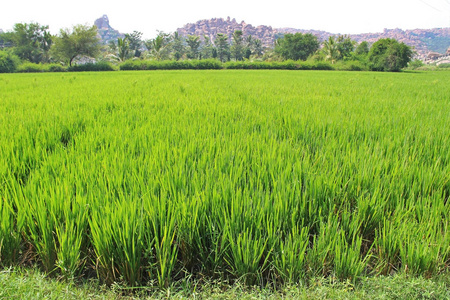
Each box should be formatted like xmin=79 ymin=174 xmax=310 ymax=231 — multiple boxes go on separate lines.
xmin=0 ymin=70 xmax=449 ymax=288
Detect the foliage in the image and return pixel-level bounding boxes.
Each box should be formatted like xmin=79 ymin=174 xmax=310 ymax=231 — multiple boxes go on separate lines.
xmin=1 ymin=23 xmax=52 ymax=63
xmin=171 ymin=32 xmax=185 ymax=60
xmin=322 ymin=36 xmax=340 ymax=64
xmin=275 ymin=33 xmax=320 ymax=61
xmin=231 ymin=30 xmax=244 ymax=61
xmin=67 ymin=61 xmax=115 ymax=72
xmin=144 ymin=32 xmax=171 ymax=60
xmin=15 ymin=62 xmax=67 ymax=73
xmin=200 ymin=35 xmax=214 ymax=59
xmin=355 ymin=41 xmax=369 ymax=56
xmin=117 ymin=37 xmax=131 ymax=62
xmin=51 ymin=24 xmax=101 ymax=66
xmin=368 ymin=38 xmax=413 ymax=72
xmin=0 ymin=51 xmax=20 ymax=73
xmin=335 ymin=35 xmax=355 ymax=59
xmin=437 ymin=63 xmax=450 ymax=69
xmin=407 ymin=59 xmax=424 ymax=70
xmin=119 ymin=59 xmax=222 ymax=70
xmin=186 ymin=35 xmax=200 ymax=59
xmin=215 ymin=33 xmax=230 ymax=63
xmin=224 ymin=60 xmax=333 ymax=70
xmin=125 ymin=31 xmax=143 ymax=57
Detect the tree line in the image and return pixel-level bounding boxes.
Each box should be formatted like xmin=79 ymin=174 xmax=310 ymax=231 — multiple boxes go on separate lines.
xmin=0 ymin=22 xmax=414 ymax=72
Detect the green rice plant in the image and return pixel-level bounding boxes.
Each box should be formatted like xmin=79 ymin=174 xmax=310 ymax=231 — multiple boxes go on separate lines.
xmin=398 ymin=219 xmax=446 ymax=276
xmin=54 ymin=195 xmax=89 ymax=279
xmin=306 ymin=216 xmax=340 ymax=278
xmin=143 ymin=192 xmax=178 ymax=289
xmin=333 ymin=231 xmax=366 ymax=282
xmin=0 ymin=197 xmax=21 ymax=266
xmin=273 ymin=226 xmax=309 ymax=284
xmin=373 ymin=218 xmax=401 ymax=275
xmin=0 ymin=70 xmax=449 ymax=288
xmin=224 ymin=227 xmax=272 ymax=285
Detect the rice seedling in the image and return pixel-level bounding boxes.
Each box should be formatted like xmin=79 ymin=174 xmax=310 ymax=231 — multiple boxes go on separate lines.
xmin=0 ymin=70 xmax=449 ymax=289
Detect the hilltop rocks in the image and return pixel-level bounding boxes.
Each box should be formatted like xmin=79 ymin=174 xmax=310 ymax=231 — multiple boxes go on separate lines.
xmin=177 ymin=17 xmax=276 ymax=46
xmin=94 ymin=15 xmax=124 ymax=44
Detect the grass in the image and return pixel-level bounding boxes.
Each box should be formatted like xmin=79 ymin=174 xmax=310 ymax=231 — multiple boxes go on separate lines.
xmin=0 ymin=70 xmax=449 ymax=292
xmin=1 ymin=267 xmax=449 ymax=299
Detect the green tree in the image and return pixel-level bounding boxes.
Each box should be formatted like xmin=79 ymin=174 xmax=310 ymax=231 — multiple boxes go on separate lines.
xmin=145 ymin=32 xmax=170 ymax=60
xmin=355 ymin=41 xmax=369 ymax=56
xmin=253 ymin=39 xmax=264 ymax=57
xmin=336 ymin=35 xmax=355 ymax=60
xmin=171 ymin=32 xmax=185 ymax=60
xmin=322 ymin=36 xmax=339 ymax=64
xmin=51 ymin=25 xmax=100 ymax=66
xmin=186 ymin=35 xmax=200 ymax=59
xmin=368 ymin=38 xmax=413 ymax=72
xmin=201 ymin=35 xmax=214 ymax=59
xmin=215 ymin=33 xmax=229 ymax=63
xmin=231 ymin=30 xmax=244 ymax=61
xmin=0 ymin=51 xmax=20 ymax=73
xmin=2 ymin=23 xmax=52 ymax=63
xmin=125 ymin=31 xmax=143 ymax=57
xmin=117 ymin=37 xmax=131 ymax=62
xmin=275 ymin=33 xmax=319 ymax=61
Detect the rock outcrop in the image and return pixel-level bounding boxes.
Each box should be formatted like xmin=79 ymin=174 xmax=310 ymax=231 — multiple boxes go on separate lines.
xmin=177 ymin=17 xmax=276 ymax=46
xmin=94 ymin=15 xmax=124 ymax=44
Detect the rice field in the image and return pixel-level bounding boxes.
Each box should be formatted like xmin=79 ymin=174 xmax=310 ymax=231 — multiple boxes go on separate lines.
xmin=0 ymin=70 xmax=449 ymax=288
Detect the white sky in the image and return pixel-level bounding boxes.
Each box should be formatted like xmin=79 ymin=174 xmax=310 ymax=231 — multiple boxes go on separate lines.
xmin=1 ymin=0 xmax=449 ymax=38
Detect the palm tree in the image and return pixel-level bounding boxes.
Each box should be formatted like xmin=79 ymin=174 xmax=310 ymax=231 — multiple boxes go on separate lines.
xmin=117 ymin=37 xmax=130 ymax=62
xmin=150 ymin=35 xmax=166 ymax=60
xmin=322 ymin=36 xmax=339 ymax=64
xmin=253 ymin=39 xmax=263 ymax=57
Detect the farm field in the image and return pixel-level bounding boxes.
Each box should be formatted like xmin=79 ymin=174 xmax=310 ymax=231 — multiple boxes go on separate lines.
xmin=0 ymin=70 xmax=449 ymax=290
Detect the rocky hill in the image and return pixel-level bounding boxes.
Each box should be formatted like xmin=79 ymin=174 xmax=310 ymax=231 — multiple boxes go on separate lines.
xmin=177 ymin=17 xmax=450 ymax=58
xmin=94 ymin=15 xmax=124 ymax=45
xmin=177 ymin=17 xmax=276 ymax=46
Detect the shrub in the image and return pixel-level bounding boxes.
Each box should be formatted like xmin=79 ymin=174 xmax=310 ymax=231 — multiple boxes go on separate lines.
xmin=437 ymin=63 xmax=450 ymax=69
xmin=0 ymin=51 xmax=20 ymax=73
xmin=17 ymin=63 xmax=45 ymax=73
xmin=46 ymin=64 xmax=67 ymax=72
xmin=120 ymin=59 xmax=222 ymax=71
xmin=68 ymin=61 xmax=115 ymax=72
xmin=368 ymin=38 xmax=413 ymax=72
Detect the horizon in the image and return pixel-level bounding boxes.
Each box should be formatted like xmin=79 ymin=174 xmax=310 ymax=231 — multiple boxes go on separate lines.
xmin=1 ymin=0 xmax=450 ymax=39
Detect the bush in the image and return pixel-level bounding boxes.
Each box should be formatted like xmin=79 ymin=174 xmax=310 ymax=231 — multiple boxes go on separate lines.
xmin=46 ymin=64 xmax=67 ymax=72
xmin=16 ymin=63 xmax=67 ymax=73
xmin=119 ymin=59 xmax=222 ymax=71
xmin=437 ymin=63 xmax=450 ymax=69
xmin=17 ymin=63 xmax=45 ymax=73
xmin=0 ymin=51 xmax=20 ymax=73
xmin=407 ymin=59 xmax=424 ymax=70
xmin=68 ymin=61 xmax=115 ymax=72
xmin=368 ymin=38 xmax=413 ymax=72
xmin=333 ymin=60 xmax=368 ymax=71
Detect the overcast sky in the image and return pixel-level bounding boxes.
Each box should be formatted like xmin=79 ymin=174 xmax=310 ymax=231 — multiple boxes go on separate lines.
xmin=1 ymin=0 xmax=449 ymax=38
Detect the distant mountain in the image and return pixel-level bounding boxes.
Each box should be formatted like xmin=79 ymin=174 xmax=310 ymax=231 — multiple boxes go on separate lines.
xmin=94 ymin=15 xmax=124 ymax=45
xmin=177 ymin=17 xmax=450 ymax=58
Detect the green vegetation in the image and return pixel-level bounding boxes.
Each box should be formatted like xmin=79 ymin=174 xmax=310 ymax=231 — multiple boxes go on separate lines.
xmin=50 ymin=24 xmax=101 ymax=66
xmin=275 ymin=33 xmax=320 ymax=61
xmin=0 ymin=70 xmax=449 ymax=293
xmin=0 ymin=51 xmax=20 ymax=73
xmin=368 ymin=38 xmax=413 ymax=72
xmin=1 ymin=268 xmax=449 ymax=299
xmin=0 ymin=21 xmax=417 ymax=72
